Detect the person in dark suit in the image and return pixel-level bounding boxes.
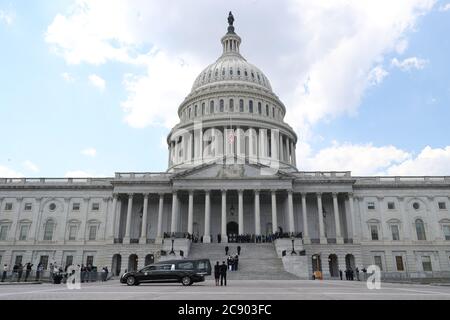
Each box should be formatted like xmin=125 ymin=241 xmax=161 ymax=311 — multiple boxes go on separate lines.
xmin=234 ymin=255 xmax=239 ymax=271
xmin=217 ymin=234 xmax=221 ymax=243
xmin=220 ymin=261 xmax=227 ymax=286
xmin=237 ymin=246 xmax=241 ymax=256
xmin=339 ymin=270 xmax=343 ymax=280
xmin=214 ymin=261 xmax=220 ymax=286
xmin=225 ymin=246 xmax=229 ymax=255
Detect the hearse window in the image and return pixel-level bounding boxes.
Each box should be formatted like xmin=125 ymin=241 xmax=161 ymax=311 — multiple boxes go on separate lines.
xmin=158 ymin=265 xmax=173 ymax=271
xmin=142 ymin=266 xmax=156 ymax=272
xmin=197 ymin=261 xmax=207 ymax=270
xmin=178 ymin=262 xmax=194 ymax=270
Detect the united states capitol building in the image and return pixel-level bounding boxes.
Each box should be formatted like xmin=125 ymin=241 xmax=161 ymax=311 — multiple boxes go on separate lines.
xmin=1 ymin=14 xmax=450 ymax=280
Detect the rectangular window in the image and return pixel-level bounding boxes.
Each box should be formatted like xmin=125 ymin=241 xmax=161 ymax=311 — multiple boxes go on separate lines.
xmin=24 ymin=203 xmax=32 ymax=211
xmin=91 ymin=203 xmax=100 ymax=211
xmin=395 ymin=256 xmax=404 ymax=271
xmin=391 ymin=225 xmax=400 ymax=241
xmin=374 ymin=256 xmax=383 ymax=271
xmin=367 ymin=202 xmax=375 ymax=210
xmin=443 ymin=225 xmax=450 ymax=241
xmin=72 ymin=203 xmax=80 ymax=211
xmin=68 ymin=226 xmax=77 ymax=241
xmin=387 ymin=202 xmax=395 ymax=210
xmin=14 ymin=255 xmax=23 ymax=266
xmin=439 ymin=202 xmax=447 ymax=210
xmin=39 ymin=256 xmax=49 ymax=270
xmin=65 ymin=256 xmax=73 ymax=267
xmin=370 ymin=225 xmax=379 ymax=241
xmin=422 ymin=256 xmax=432 ymax=272
xmin=88 ymin=226 xmax=97 ymax=241
xmin=0 ymin=226 xmax=8 ymax=241
xmin=86 ymin=256 xmax=94 ymax=267
xmin=19 ymin=225 xmax=29 ymax=241
xmin=4 ymin=203 xmax=13 ymax=211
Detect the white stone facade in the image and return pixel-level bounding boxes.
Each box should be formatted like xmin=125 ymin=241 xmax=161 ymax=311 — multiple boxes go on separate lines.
xmin=1 ymin=16 xmax=449 ymax=279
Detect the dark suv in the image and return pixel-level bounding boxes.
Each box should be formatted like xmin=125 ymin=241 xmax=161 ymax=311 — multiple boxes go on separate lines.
xmin=120 ymin=260 xmax=210 ymax=286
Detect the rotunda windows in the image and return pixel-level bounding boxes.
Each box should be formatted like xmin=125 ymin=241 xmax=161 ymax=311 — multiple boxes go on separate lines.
xmin=220 ymin=100 xmax=224 ymax=112
xmin=258 ymin=102 xmax=262 ymax=115
xmin=194 ymin=105 xmax=198 ymax=117
xmin=266 ymin=104 xmax=269 ymax=116
xmin=230 ymin=68 xmax=233 ymax=76
xmin=202 ymin=103 xmax=205 ymax=116
xmin=239 ymin=99 xmax=244 ymax=112
xmin=222 ymin=68 xmax=225 ymax=76
xmin=249 ymin=100 xmax=254 ymax=113
xmin=210 ymin=101 xmax=215 ymax=114
xmin=237 ymin=69 xmax=241 ymax=76
xmin=229 ymin=99 xmax=234 ymax=112
xmin=244 ymin=70 xmax=248 ymax=77
xmin=413 ymin=202 xmax=420 ymax=210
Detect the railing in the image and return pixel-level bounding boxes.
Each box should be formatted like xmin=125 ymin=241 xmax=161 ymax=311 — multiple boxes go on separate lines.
xmin=295 ymin=171 xmax=352 ymax=178
xmin=130 ymin=239 xmax=139 ymax=244
xmin=115 ymin=172 xmax=172 ymax=179
xmin=114 ymin=238 xmax=123 ymax=244
xmin=356 ymin=176 xmax=450 ymax=184
xmin=0 ymin=178 xmax=112 ymax=185
xmin=0 ymin=270 xmax=113 ymax=283
xmin=379 ymin=271 xmax=450 ymax=281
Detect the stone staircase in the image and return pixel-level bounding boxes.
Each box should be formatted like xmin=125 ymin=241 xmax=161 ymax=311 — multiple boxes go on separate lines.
xmin=188 ymin=243 xmax=299 ymax=280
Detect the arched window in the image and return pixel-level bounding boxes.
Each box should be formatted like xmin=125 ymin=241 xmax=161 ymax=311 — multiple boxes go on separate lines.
xmin=215 ymin=69 xmax=218 ymax=77
xmin=229 ymin=99 xmax=234 ymax=112
xmin=272 ymin=107 xmax=275 ymax=118
xmin=202 ymin=103 xmax=205 ymax=115
xmin=266 ymin=104 xmax=269 ymax=116
xmin=210 ymin=101 xmax=215 ymax=114
xmin=222 ymin=68 xmax=225 ymax=76
xmin=230 ymin=68 xmax=233 ymax=76
xmin=220 ymin=99 xmax=224 ymax=112
xmin=194 ymin=105 xmax=198 ymax=117
xmin=239 ymin=99 xmax=244 ymax=112
xmin=188 ymin=108 xmax=191 ymax=119
xmin=237 ymin=69 xmax=241 ymax=76
xmin=244 ymin=70 xmax=248 ymax=77
xmin=43 ymin=220 xmax=55 ymax=241
xmin=258 ymin=102 xmax=262 ymax=114
xmin=249 ymin=100 xmax=254 ymax=113
xmin=415 ymin=219 xmax=426 ymax=240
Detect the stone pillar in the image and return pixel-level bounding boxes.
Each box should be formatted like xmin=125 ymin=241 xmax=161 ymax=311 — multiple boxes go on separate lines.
xmin=109 ymin=194 xmax=118 ymax=243
xmin=279 ymin=134 xmax=284 ymax=161
xmin=426 ymin=196 xmax=441 ymax=241
xmin=270 ymin=129 xmax=279 ymax=161
xmin=317 ymin=193 xmax=327 ymax=244
xmin=377 ymin=196 xmax=388 ymax=240
xmin=31 ymin=197 xmax=43 ymax=243
xmin=301 ymin=193 xmax=310 ymax=244
xmin=156 ymin=194 xmax=164 ymax=242
xmin=221 ymin=190 xmax=228 ymax=243
xmin=10 ymin=197 xmax=23 ymax=242
xmin=78 ymin=197 xmax=89 ymax=243
xmin=140 ymin=194 xmax=149 ymax=244
xmin=238 ymin=190 xmax=244 ymax=235
xmin=188 ymin=191 xmax=194 ymax=235
xmin=348 ymin=193 xmax=359 ymax=243
xmin=291 ymin=141 xmax=296 ymax=166
xmin=236 ymin=127 xmax=244 ymax=163
xmin=333 ymin=193 xmax=343 ymax=244
xmin=398 ymin=197 xmax=410 ymax=241
xmin=124 ymin=194 xmax=133 ymax=244
xmin=59 ymin=198 xmax=71 ymax=243
xmin=171 ymin=192 xmax=178 ymax=234
xmin=286 ymin=138 xmax=291 ymax=164
xmin=271 ymin=191 xmax=278 ymax=234
xmin=254 ymin=190 xmax=261 ymax=236
xmin=204 ymin=191 xmax=211 ymax=243
xmin=287 ymin=191 xmax=295 ymax=234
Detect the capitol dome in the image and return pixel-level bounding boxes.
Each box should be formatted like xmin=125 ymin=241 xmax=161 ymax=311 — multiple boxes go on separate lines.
xmin=167 ymin=13 xmax=298 ymax=173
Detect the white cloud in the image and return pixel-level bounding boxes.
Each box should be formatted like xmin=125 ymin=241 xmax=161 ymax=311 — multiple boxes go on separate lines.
xmin=88 ymin=74 xmax=106 ymax=91
xmin=0 ymin=165 xmax=24 ymax=178
xmin=368 ymin=66 xmax=389 ymax=86
xmin=439 ymin=3 xmax=450 ymax=11
xmin=387 ymin=146 xmax=450 ymax=176
xmin=81 ymin=148 xmax=97 ymax=157
xmin=22 ymin=160 xmax=40 ymax=173
xmin=391 ymin=57 xmax=428 ymax=71
xmin=0 ymin=9 xmax=15 ymax=25
xmin=62 ymin=72 xmax=75 ymax=83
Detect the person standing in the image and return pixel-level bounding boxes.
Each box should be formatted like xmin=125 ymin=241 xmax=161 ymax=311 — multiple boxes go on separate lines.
xmin=339 ymin=270 xmax=343 ymax=280
xmin=214 ymin=262 xmax=220 ymax=286
xmin=104 ymin=266 xmax=109 ymax=281
xmin=217 ymin=234 xmax=221 ymax=243
xmin=35 ymin=263 xmax=43 ymax=281
xmin=237 ymin=246 xmax=241 ymax=256
xmin=25 ymin=263 xmax=33 ymax=282
xmin=355 ymin=267 xmax=360 ymax=281
xmin=234 ymin=255 xmax=239 ymax=271
xmin=1 ymin=264 xmax=7 ymax=282
xmin=225 ymin=246 xmax=229 ymax=256
xmin=220 ymin=261 xmax=227 ymax=286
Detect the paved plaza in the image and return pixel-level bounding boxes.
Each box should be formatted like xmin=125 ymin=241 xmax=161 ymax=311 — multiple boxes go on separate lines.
xmin=1 ymin=279 xmax=450 ymax=300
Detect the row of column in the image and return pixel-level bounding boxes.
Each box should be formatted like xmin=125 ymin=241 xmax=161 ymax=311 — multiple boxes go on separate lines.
xmin=169 ymin=127 xmax=297 ymax=167
xmin=115 ymin=191 xmax=356 ymax=245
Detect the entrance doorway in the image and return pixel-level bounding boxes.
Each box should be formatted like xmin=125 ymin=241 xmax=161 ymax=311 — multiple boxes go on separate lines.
xmin=328 ymin=254 xmax=339 ymax=277
xmin=312 ymin=254 xmax=322 ymax=272
xmin=227 ymin=222 xmax=239 ymax=243
xmin=111 ymin=254 xmax=121 ymax=276
xmin=145 ymin=254 xmax=154 ymax=266
xmin=345 ymin=254 xmax=356 ymax=270
xmin=128 ymin=254 xmax=138 ymax=272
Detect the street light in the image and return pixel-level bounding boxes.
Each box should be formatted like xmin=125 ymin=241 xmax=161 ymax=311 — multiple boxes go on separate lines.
xmin=170 ymin=235 xmax=175 ymax=255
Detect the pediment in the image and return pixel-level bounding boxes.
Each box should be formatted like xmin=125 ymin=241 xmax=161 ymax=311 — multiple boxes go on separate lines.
xmin=172 ymin=161 xmax=294 ymax=180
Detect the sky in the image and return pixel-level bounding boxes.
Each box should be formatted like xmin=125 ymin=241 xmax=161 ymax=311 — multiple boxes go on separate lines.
xmin=1 ymin=0 xmax=450 ymax=178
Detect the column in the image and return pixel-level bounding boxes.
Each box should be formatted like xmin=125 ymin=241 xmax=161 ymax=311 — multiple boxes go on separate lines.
xmin=31 ymin=198 xmax=43 ymax=243
xmin=348 ymin=193 xmax=359 ymax=243
xmin=171 ymin=192 xmax=178 ymax=234
xmin=270 ymin=129 xmax=279 ymax=161
xmin=287 ymin=191 xmax=295 ymax=234
xmin=156 ymin=194 xmax=164 ymax=243
xmin=140 ymin=194 xmax=149 ymax=244
xmin=10 ymin=197 xmax=23 ymax=242
xmin=236 ymin=127 xmax=244 ymax=164
xmin=279 ymin=134 xmax=284 ymax=161
xmin=286 ymin=139 xmax=291 ymax=164
xmin=378 ymin=196 xmax=388 ymax=240
xmin=115 ymin=197 xmax=122 ymax=240
xmin=291 ymin=141 xmax=296 ymax=166
xmin=317 ymin=193 xmax=327 ymax=244
xmin=333 ymin=193 xmax=343 ymax=244
xmin=221 ymin=190 xmax=228 ymax=243
xmin=271 ymin=191 xmax=278 ymax=234
xmin=301 ymin=193 xmax=310 ymax=244
xmin=204 ymin=191 xmax=211 ymax=243
xmin=238 ymin=190 xmax=244 ymax=235
xmin=398 ymin=197 xmax=410 ymax=241
xmin=108 ymin=194 xmax=118 ymax=242
xmin=124 ymin=194 xmax=133 ymax=243
xmin=78 ymin=198 xmax=89 ymax=243
xmin=426 ymin=196 xmax=441 ymax=241
xmin=174 ymin=139 xmax=179 ymax=165
xmin=254 ymin=190 xmax=261 ymax=236
xmin=59 ymin=198 xmax=71 ymax=243
xmin=188 ymin=191 xmax=194 ymax=235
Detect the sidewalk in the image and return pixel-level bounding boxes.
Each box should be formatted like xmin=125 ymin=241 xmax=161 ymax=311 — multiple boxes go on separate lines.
xmin=0 ymin=281 xmax=42 ymax=285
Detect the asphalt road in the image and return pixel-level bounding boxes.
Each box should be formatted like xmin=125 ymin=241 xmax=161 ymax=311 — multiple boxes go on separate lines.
xmin=1 ymin=279 xmax=450 ymax=300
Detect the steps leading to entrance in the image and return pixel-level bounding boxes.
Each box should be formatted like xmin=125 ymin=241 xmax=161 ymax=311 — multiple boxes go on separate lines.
xmin=188 ymin=243 xmax=300 ymax=280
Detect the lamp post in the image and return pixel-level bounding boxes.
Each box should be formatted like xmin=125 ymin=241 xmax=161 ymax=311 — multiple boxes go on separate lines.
xmin=170 ymin=235 xmax=175 ymax=255
xmin=291 ymin=235 xmax=297 ymax=255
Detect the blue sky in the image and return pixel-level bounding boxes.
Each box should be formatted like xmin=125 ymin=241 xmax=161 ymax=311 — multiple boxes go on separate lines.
xmin=1 ymin=0 xmax=450 ymax=177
